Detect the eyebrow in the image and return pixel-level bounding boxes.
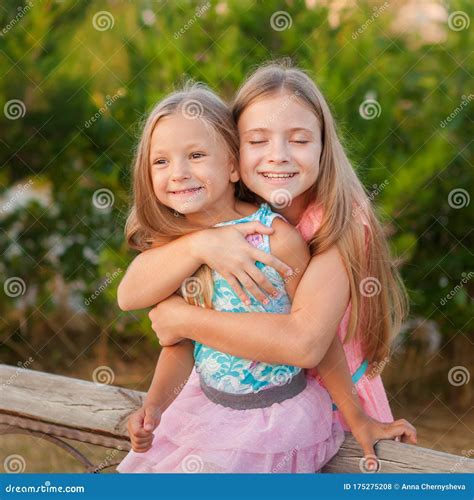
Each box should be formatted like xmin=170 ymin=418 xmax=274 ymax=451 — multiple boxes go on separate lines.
xmin=242 ymin=127 xmax=314 ymax=134
xmin=150 ymin=142 xmax=206 ymax=156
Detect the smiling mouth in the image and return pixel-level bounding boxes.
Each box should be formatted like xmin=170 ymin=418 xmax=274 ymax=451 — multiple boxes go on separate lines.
xmin=168 ymin=186 xmax=204 ymax=195
xmin=259 ymin=172 xmax=298 ymax=179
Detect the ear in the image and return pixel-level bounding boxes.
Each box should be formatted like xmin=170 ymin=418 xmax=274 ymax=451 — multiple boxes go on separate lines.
xmin=229 ymin=159 xmax=240 ymax=183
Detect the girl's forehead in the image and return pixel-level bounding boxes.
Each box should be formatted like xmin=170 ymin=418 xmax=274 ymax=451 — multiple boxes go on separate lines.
xmin=149 ymin=114 xmax=221 ymax=152
xmin=152 ymin=114 xmax=213 ymax=141
xmin=238 ymin=94 xmax=320 ymax=132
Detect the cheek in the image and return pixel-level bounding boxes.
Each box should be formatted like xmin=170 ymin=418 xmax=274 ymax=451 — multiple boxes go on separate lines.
xmin=298 ymin=147 xmax=320 ymax=177
xmin=239 ymin=148 xmax=258 ymax=177
xmin=151 ymin=171 xmax=167 ymax=199
xmin=239 ymin=160 xmax=257 ymax=189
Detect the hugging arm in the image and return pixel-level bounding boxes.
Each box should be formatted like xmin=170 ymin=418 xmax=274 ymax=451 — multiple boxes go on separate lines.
xmin=150 ymin=230 xmax=417 ymax=453
xmin=117 ymin=222 xmax=293 ymax=311
xmin=153 ymin=242 xmax=350 ymax=369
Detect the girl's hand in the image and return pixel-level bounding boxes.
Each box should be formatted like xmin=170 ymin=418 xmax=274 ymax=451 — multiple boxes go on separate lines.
xmin=195 ymin=222 xmax=294 ymax=305
xmin=148 ymin=295 xmax=188 ymax=346
xmin=351 ymin=415 xmax=417 ymax=466
xmin=127 ymin=404 xmax=162 ymax=453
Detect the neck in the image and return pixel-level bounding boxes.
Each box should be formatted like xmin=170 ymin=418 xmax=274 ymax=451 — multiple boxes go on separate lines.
xmin=273 ymin=190 xmax=314 ymax=225
xmin=184 ymin=190 xmax=253 ymax=227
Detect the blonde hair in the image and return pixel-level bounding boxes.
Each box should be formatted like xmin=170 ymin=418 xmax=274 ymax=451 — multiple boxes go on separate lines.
xmin=125 ymin=83 xmax=239 ymax=308
xmin=233 ymin=62 xmax=408 ymax=365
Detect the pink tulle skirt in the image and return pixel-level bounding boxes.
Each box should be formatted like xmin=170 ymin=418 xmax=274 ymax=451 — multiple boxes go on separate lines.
xmin=117 ymin=367 xmax=344 ymax=473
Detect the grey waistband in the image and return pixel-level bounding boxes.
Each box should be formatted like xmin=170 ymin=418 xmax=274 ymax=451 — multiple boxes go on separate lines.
xmin=199 ymin=370 xmax=307 ymax=410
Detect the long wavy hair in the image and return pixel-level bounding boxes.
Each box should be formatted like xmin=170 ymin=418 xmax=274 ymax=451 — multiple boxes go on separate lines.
xmin=124 ymin=83 xmax=240 ymax=308
xmin=232 ymin=62 xmax=408 ymax=365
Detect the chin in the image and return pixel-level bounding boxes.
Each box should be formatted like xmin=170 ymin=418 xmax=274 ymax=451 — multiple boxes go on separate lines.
xmin=173 ymin=204 xmax=200 ymax=215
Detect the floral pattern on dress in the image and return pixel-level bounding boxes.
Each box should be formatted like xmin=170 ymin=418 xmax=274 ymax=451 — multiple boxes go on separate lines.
xmin=194 ymin=203 xmax=302 ymax=395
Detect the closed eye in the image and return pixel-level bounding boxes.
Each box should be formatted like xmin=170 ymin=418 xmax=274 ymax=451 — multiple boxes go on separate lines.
xmin=291 ymin=140 xmax=309 ymax=144
xmin=249 ymin=140 xmax=267 ymax=145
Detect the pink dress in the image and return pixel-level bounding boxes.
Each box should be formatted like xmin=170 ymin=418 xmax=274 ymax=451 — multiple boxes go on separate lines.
xmin=295 ymin=202 xmax=394 ymax=431
xmin=117 ymin=203 xmax=344 ymax=473
xmin=117 ymin=367 xmax=344 ymax=473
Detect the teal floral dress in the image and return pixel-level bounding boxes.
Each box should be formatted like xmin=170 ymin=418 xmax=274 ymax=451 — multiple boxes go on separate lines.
xmin=193 ymin=203 xmax=301 ymax=394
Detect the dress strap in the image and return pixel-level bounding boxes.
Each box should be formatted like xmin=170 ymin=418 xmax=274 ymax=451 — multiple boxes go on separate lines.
xmin=332 ymin=359 xmax=369 ymax=411
xmin=351 ymin=359 xmax=369 ymax=384
xmin=259 ymin=203 xmax=287 ymax=227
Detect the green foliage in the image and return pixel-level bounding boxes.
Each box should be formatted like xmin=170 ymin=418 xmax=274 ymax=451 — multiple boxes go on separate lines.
xmin=0 ymin=0 xmax=472 ymax=367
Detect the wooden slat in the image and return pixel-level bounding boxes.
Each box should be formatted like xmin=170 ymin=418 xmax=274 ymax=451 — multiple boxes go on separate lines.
xmin=0 ymin=364 xmax=142 ymax=447
xmin=322 ymin=434 xmax=474 ymax=473
xmin=1 ymin=364 xmax=473 ymax=473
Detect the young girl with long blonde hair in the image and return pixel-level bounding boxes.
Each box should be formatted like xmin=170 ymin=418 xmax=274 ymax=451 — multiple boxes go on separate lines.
xmin=118 ymin=68 xmax=416 ymax=473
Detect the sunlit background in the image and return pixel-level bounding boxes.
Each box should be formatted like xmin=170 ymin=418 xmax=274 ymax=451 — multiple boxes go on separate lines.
xmin=0 ymin=0 xmax=472 ymax=472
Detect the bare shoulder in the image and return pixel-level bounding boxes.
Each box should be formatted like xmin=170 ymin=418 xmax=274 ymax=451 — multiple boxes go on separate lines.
xmin=269 ymin=217 xmax=310 ymax=276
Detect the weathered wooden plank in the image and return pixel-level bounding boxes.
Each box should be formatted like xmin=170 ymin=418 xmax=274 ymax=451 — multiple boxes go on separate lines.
xmin=0 ymin=363 xmax=143 ymax=445
xmin=1 ymin=364 xmax=473 ymax=473
xmin=322 ymin=434 xmax=474 ymax=473
xmin=0 ymin=414 xmax=131 ymax=450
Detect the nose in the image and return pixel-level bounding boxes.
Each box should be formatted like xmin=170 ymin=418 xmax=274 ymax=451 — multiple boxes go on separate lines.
xmin=268 ymin=138 xmax=289 ymax=164
xmin=170 ymin=159 xmax=191 ymax=181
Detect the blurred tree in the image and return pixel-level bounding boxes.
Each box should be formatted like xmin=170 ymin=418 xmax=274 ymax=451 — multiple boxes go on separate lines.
xmin=0 ymin=1 xmax=471 ymax=385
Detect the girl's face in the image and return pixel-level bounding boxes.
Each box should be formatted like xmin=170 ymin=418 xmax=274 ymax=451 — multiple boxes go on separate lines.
xmin=238 ymin=91 xmax=322 ymax=212
xmin=149 ymin=112 xmax=239 ymax=220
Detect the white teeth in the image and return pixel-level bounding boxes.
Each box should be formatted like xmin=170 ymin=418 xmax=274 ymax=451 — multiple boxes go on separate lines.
xmin=171 ymin=187 xmax=202 ymax=194
xmin=261 ymin=173 xmax=296 ymax=178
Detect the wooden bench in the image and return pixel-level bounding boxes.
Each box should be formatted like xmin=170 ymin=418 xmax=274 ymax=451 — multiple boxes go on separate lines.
xmin=1 ymin=364 xmax=472 ymax=473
